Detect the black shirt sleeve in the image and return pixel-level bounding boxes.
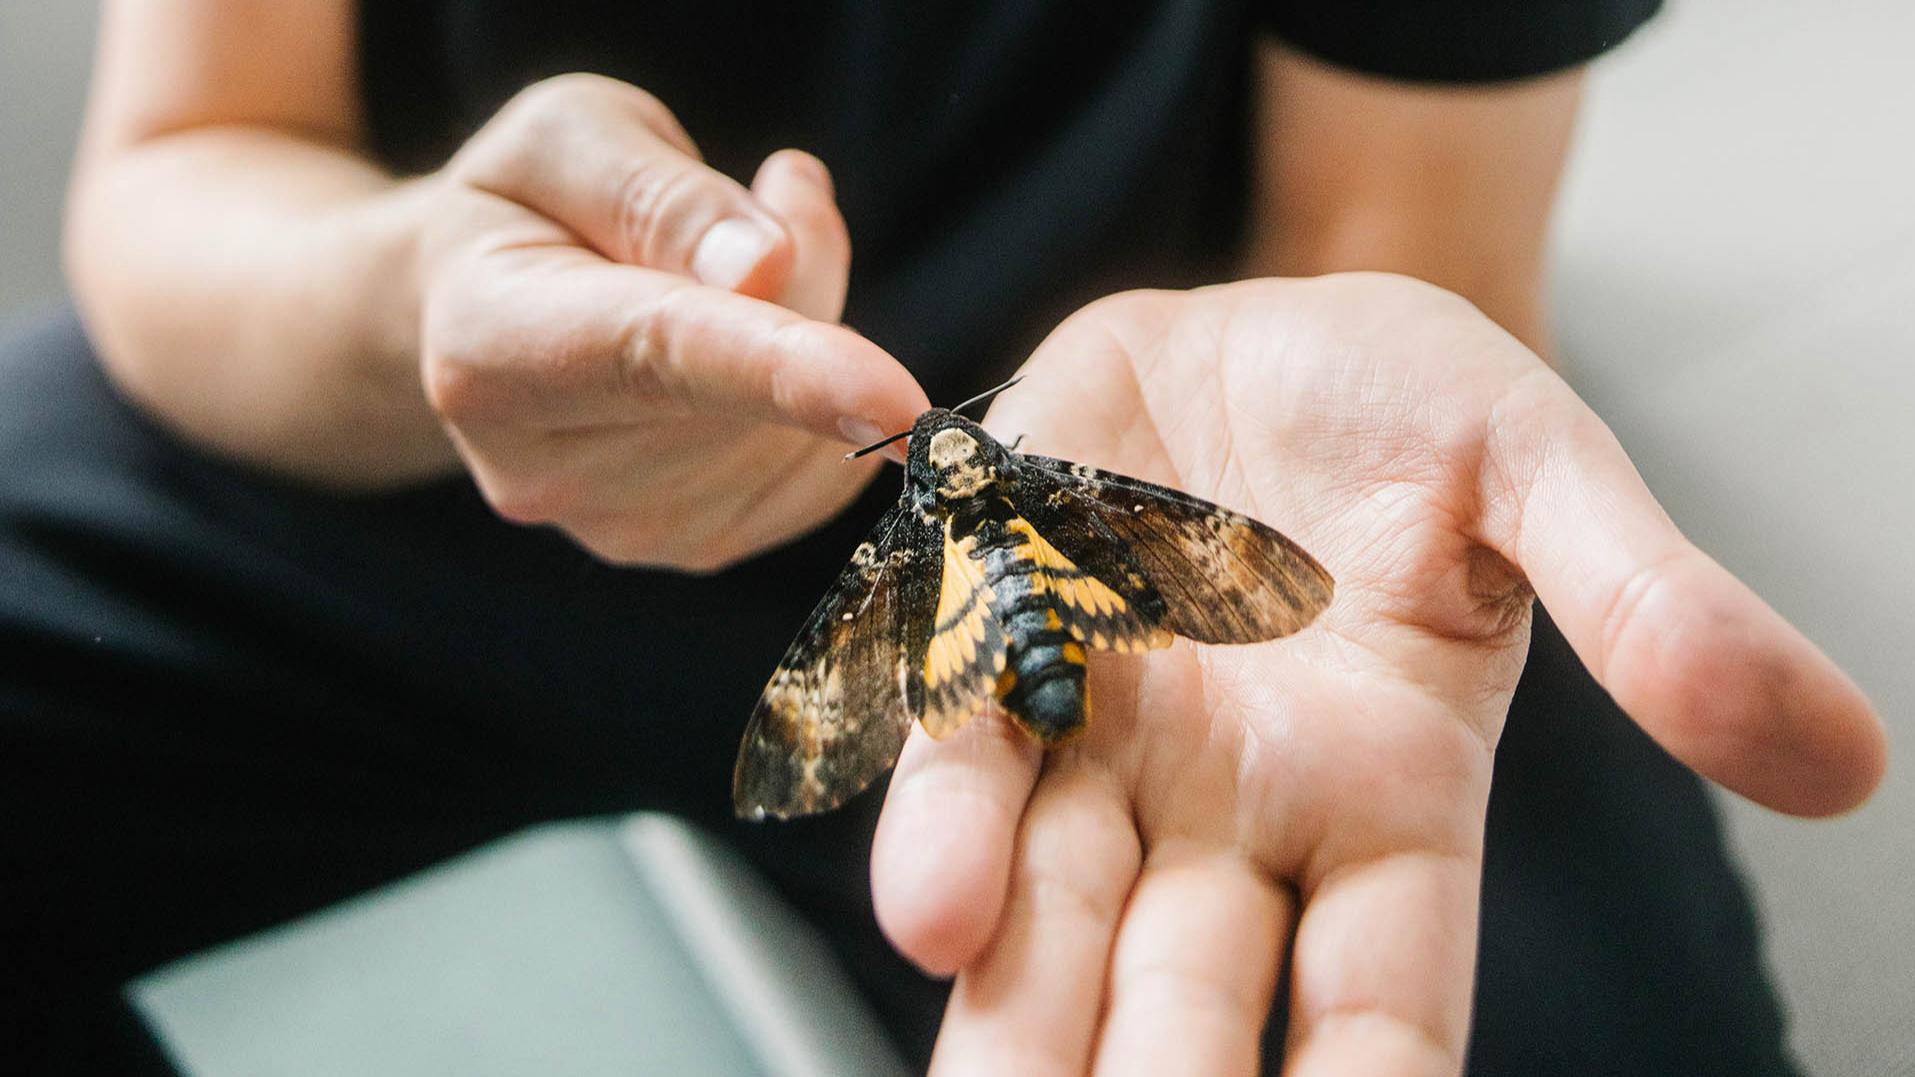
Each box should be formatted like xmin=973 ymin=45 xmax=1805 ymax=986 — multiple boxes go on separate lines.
xmin=1261 ymin=0 xmax=1663 ymax=83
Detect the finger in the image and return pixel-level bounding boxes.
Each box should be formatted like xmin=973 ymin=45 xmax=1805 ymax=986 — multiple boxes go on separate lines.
xmin=423 ymin=246 xmax=926 ymax=444
xmin=455 ymin=74 xmax=793 ymax=295
xmin=1093 ymin=842 xmax=1291 ymax=1077
xmin=872 ymin=711 xmax=1041 ymax=976
xmin=1283 ymin=851 xmax=1480 ymax=1077
xmin=1482 ymin=373 xmax=1886 ymax=816
xmin=928 ymin=761 xmax=1140 ymax=1077
xmin=750 ymin=150 xmax=852 ymax=323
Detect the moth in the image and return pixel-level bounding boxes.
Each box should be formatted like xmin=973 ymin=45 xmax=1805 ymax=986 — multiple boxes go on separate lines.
xmin=733 ymin=378 xmax=1333 ymax=820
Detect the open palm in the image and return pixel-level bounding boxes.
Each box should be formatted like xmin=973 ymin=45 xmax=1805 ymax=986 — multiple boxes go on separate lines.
xmin=868 ymin=274 xmax=1884 ymax=1075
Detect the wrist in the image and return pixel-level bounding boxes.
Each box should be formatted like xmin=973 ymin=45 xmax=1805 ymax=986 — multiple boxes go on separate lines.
xmin=1238 ymin=225 xmax=1552 ymax=359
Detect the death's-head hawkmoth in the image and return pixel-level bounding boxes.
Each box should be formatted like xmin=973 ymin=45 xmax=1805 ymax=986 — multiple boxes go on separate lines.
xmin=734 ymin=378 xmax=1333 ymax=820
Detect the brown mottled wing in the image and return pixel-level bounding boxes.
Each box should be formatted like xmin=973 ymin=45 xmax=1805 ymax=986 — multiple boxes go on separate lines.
xmin=918 ymin=521 xmax=1010 ymax=739
xmin=733 ymin=502 xmax=940 ymax=820
xmin=1015 ymin=455 xmax=1333 ymax=644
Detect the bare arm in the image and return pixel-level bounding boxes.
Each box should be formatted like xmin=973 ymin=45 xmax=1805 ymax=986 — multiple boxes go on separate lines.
xmin=65 ymin=1 xmax=924 ymax=571
xmin=1240 ymin=39 xmax=1584 ymax=354
xmin=66 ymin=0 xmax=444 ymax=485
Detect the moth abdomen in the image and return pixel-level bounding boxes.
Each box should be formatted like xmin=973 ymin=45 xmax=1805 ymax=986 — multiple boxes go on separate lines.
xmin=986 ymin=539 xmax=1090 ymax=743
xmin=999 ymin=631 xmax=1088 ymax=743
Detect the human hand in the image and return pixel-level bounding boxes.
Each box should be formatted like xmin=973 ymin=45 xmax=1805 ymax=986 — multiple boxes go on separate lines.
xmin=415 ymin=74 xmax=925 ymax=569
xmin=870 ymin=274 xmax=1885 ymax=1074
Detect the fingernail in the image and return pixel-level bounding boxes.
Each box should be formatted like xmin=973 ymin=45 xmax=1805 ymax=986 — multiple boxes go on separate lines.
xmin=839 ymin=417 xmax=886 ymax=447
xmin=692 ymin=218 xmax=776 ymax=290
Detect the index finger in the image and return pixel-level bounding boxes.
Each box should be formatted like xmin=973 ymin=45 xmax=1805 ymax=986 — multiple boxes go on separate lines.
xmin=424 ymin=245 xmax=927 ymax=442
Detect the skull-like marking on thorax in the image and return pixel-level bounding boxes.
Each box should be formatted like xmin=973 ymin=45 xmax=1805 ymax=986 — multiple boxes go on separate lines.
xmin=929 ymin=428 xmax=994 ymax=500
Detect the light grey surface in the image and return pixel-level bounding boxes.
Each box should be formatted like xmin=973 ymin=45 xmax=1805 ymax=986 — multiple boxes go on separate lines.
xmin=0 ymin=4 xmax=94 ymax=318
xmin=133 ymin=820 xmax=767 ymax=1077
xmin=4 ymin=2 xmax=1912 ymax=1074
xmin=133 ymin=817 xmax=910 ymax=1076
xmin=621 ymin=817 xmax=911 ymax=1077
xmin=1551 ymin=4 xmax=1915 ymax=1075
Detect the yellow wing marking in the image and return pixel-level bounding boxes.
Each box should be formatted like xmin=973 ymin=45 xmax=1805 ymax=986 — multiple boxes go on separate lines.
xmin=921 ymin=528 xmax=1008 ymax=739
xmin=1004 ymin=517 xmax=1173 ymax=653
xmin=926 ymin=532 xmax=990 ymax=691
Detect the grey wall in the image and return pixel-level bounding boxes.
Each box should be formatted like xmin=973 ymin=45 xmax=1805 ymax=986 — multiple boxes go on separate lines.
xmin=1551 ymin=5 xmax=1915 ymax=1074
xmin=0 ymin=4 xmax=95 ymax=317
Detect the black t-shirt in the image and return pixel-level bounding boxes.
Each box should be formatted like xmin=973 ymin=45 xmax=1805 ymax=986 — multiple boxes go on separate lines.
xmin=0 ymin=0 xmax=1664 ymax=826
xmin=2 ymin=0 xmax=1661 ymax=885
xmin=359 ymin=0 xmax=1659 ymax=405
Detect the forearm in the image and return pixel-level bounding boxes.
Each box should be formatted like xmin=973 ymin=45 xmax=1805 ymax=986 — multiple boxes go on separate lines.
xmin=1239 ymin=40 xmax=1583 ymax=355
xmin=65 ymin=127 xmax=452 ymax=487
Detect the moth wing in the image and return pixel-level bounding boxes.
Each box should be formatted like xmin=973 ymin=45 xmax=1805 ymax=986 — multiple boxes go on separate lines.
xmin=733 ymin=502 xmax=940 ymax=820
xmin=918 ymin=520 xmax=1010 ymax=739
xmin=1017 ymin=455 xmax=1333 ymax=644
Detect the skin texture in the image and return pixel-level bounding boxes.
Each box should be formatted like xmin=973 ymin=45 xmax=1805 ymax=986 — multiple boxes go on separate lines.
xmin=871 ymin=278 xmax=1886 ymax=1076
xmin=1239 ymin=43 xmax=1584 ymax=355
xmin=62 ymin=5 xmax=1887 ymax=1074
xmin=67 ymin=1 xmax=925 ymax=568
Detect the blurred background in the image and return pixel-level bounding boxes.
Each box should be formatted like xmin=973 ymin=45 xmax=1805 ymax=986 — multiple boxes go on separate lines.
xmin=4 ymin=3 xmax=1910 ymax=1074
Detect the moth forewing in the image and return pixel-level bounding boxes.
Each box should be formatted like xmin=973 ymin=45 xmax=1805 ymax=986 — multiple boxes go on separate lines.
xmin=731 ymin=502 xmax=937 ymax=820
xmin=1015 ymin=454 xmax=1333 ymax=644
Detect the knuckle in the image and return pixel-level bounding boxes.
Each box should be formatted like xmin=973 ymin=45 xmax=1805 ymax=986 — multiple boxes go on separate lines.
xmin=614 ymin=279 xmax=692 ymax=402
xmin=456 ymin=77 xmax=590 ymax=181
xmin=615 ymin=159 xmax=716 ymax=266
xmin=574 ymin=518 xmax=740 ymax=573
xmin=420 ymin=342 xmax=490 ymax=422
xmin=618 ymin=87 xmax=680 ymax=137
xmin=577 ymin=523 xmax=660 ymax=566
xmin=670 ymin=544 xmax=740 ymax=575
xmin=493 ymin=77 xmax=583 ymax=144
xmin=418 ymin=293 xmax=504 ymax=422
xmin=477 ymin=473 xmax=562 ymax=526
xmin=757 ymin=320 xmax=812 ymax=416
xmin=512 ymin=472 xmax=597 ymax=528
xmin=1076 ymin=287 xmax=1171 ymax=324
xmin=512 ymin=72 xmax=610 ymax=117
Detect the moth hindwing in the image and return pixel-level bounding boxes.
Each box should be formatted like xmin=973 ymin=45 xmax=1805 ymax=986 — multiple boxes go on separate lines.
xmin=734 ymin=406 xmax=1335 ymax=820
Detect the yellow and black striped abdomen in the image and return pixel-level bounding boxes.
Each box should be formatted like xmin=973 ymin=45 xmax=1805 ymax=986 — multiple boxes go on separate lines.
xmin=979 ymin=524 xmax=1090 ymax=743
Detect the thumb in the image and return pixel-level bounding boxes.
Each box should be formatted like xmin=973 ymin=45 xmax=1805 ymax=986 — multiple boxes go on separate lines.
xmin=1484 ymin=373 xmax=1886 ymax=817
xmin=453 ymin=74 xmax=795 ymax=297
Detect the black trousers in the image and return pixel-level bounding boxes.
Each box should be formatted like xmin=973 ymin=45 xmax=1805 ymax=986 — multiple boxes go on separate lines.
xmin=0 ymin=309 xmax=1796 ymax=1075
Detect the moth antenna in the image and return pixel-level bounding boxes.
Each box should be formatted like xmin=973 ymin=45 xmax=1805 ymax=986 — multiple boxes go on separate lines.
xmin=843 ymin=375 xmax=1027 ymax=461
xmin=844 ymin=428 xmax=912 ymax=461
xmin=951 ymin=374 xmax=1025 ymax=416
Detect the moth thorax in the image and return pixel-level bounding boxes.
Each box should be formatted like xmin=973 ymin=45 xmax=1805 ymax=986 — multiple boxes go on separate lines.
xmin=927 ymin=428 xmax=979 ymax=469
xmin=929 ymin=428 xmax=995 ymax=499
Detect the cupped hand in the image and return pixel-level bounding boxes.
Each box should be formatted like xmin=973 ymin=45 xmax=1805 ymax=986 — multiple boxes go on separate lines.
xmin=415 ymin=74 xmax=926 ymax=569
xmin=870 ymin=274 xmax=1885 ymax=1074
